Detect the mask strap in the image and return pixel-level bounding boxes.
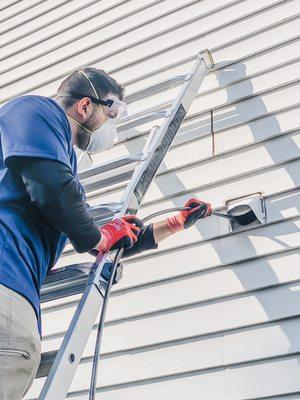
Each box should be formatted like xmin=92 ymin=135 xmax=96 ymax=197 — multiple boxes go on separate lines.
xmin=78 ymin=69 xmax=107 ymax=122
xmin=78 ymin=69 xmax=99 ymax=99
xmin=67 ymin=115 xmax=93 ymax=134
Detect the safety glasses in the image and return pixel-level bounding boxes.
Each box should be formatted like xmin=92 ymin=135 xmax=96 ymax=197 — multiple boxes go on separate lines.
xmin=59 ymin=91 xmax=127 ymax=120
xmin=106 ymin=96 xmax=127 ymax=119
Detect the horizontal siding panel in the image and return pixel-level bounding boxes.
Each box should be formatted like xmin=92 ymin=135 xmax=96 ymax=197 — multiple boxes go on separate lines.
xmin=35 ymin=318 xmax=300 ymax=394
xmin=86 ymin=157 xmax=300 ymax=210
xmin=214 ymin=106 xmax=300 ymax=155
xmin=105 ymin=15 xmax=300 ymax=92
xmin=226 ymin=356 xmax=300 ymax=399
xmin=30 ymin=316 xmax=300 ymax=397
xmin=99 ymin=56 xmax=300 ymax=117
xmin=98 ymin=250 xmax=300 ymax=321
xmin=144 ymin=133 xmax=299 ymax=201
xmin=41 ymin=215 xmax=300 ymax=337
xmin=26 ymin=363 xmax=226 ymax=399
xmin=123 ymin=56 xmax=300 ymax=116
xmin=0 ymin=0 xmax=71 ymax=34
xmin=96 ymin=105 xmax=300 ymax=176
xmin=0 ymin=0 xmax=220 ymax=70
xmin=153 ymin=131 xmax=298 ymax=185
xmin=212 ymin=15 xmax=300 ymax=65
xmin=0 ymin=0 xmax=247 ymax=90
xmin=0 ymin=0 xmax=41 ymax=21
xmin=190 ymin=59 xmax=300 ymax=117
xmin=103 ymin=281 xmax=300 ymax=351
xmin=181 ymin=80 xmax=300 ymax=132
xmin=27 ymin=355 xmax=300 ymax=399
xmin=42 ymin=239 xmax=300 ymax=340
xmin=1 ymin=0 xmax=295 ymax=102
xmin=41 ymin=246 xmax=300 ymax=351
xmin=78 ymin=317 xmax=300 ymax=369
xmin=115 ymin=71 xmax=300 ymax=145
xmin=122 ymin=36 xmax=300 ymax=96
xmin=89 ymin=130 xmax=300 ymax=194
xmin=0 ymin=0 xmax=161 ymax=60
xmin=94 ymin=100 xmax=300 ymax=171
xmin=4 ymin=6 xmax=298 ymax=103
xmin=70 ymin=354 xmax=300 ymax=399
xmin=256 ymin=396 xmax=300 ymax=399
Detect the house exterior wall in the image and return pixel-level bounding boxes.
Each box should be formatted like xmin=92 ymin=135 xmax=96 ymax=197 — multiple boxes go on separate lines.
xmin=1 ymin=0 xmax=300 ymax=398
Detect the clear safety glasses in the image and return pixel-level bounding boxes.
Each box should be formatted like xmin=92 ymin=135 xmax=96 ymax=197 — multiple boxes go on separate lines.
xmin=106 ymin=96 xmax=127 ymax=120
xmin=58 ymin=91 xmax=127 ymax=120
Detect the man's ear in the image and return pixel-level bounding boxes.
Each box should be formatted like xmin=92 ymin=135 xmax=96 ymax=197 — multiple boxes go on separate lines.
xmin=77 ymin=97 xmax=92 ymax=118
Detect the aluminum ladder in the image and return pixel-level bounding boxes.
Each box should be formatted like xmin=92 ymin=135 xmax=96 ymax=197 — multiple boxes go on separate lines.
xmin=37 ymin=49 xmax=214 ymax=399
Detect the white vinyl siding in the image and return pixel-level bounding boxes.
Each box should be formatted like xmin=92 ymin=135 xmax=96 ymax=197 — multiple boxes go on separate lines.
xmin=1 ymin=0 xmax=300 ymax=398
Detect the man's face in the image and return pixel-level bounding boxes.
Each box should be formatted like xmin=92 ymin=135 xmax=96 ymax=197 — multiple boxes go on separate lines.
xmin=73 ymin=92 xmax=118 ymax=151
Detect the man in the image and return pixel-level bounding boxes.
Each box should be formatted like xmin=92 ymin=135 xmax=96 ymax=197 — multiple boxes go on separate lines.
xmin=0 ymin=67 xmax=211 ymax=399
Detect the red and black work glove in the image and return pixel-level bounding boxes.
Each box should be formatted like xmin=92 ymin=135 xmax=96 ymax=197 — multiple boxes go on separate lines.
xmin=166 ymin=198 xmax=212 ymax=234
xmin=97 ymin=215 xmax=143 ymax=253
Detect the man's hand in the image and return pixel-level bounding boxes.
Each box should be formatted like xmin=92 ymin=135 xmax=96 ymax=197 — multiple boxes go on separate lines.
xmin=98 ymin=215 xmax=144 ymax=252
xmin=166 ymin=198 xmax=212 ymax=234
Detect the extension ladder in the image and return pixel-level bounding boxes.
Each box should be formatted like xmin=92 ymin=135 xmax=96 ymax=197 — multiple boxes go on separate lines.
xmin=37 ymin=50 xmax=214 ymax=399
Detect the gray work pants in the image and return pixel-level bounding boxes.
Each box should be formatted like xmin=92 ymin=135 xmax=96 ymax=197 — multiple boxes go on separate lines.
xmin=0 ymin=284 xmax=41 ymax=399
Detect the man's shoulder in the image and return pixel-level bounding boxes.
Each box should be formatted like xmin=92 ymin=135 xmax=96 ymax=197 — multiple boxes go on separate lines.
xmin=1 ymin=95 xmax=66 ymax=119
xmin=1 ymin=95 xmax=70 ymax=133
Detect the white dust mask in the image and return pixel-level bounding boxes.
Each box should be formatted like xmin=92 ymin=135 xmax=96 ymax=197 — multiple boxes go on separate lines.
xmin=68 ymin=114 xmax=118 ymax=153
xmin=86 ymin=117 xmax=118 ymax=153
xmin=68 ymin=115 xmax=118 ymax=171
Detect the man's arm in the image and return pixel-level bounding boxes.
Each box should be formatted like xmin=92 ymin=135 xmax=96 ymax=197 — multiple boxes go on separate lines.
xmin=13 ymin=157 xmax=102 ymax=253
xmin=14 ymin=157 xmax=210 ymax=258
xmin=152 ymin=220 xmax=173 ymax=242
xmin=123 ymin=198 xmax=212 ymax=258
xmin=122 ymin=223 xmax=157 ymax=258
xmin=13 ymin=157 xmax=142 ymax=254
xmin=121 ymin=221 xmax=171 ymax=258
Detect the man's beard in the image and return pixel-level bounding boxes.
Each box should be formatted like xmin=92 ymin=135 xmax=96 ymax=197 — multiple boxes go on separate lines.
xmin=76 ymin=107 xmax=98 ymax=151
xmin=76 ymin=127 xmax=91 ymax=151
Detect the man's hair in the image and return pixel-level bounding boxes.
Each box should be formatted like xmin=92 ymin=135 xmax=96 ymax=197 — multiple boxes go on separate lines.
xmin=56 ymin=67 xmax=124 ymax=109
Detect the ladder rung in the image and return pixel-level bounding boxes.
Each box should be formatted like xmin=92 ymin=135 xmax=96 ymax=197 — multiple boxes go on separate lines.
xmin=118 ymin=110 xmax=169 ymax=132
xmin=79 ymin=154 xmax=144 ymax=192
xmin=78 ymin=154 xmax=144 ymax=180
xmin=37 ymin=351 xmax=57 ymax=379
xmin=41 ymin=263 xmax=92 ymax=303
xmin=89 ymin=202 xmax=123 ymax=225
xmin=125 ymin=74 xmax=190 ymax=103
xmin=89 ymin=202 xmax=123 ymax=217
xmin=82 ymin=170 xmax=131 ymax=192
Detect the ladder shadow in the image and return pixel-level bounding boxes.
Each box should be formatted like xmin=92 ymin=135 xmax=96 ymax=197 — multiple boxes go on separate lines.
xmin=122 ymin=60 xmax=300 ymax=394
xmin=211 ymin=61 xmax=300 ymax=390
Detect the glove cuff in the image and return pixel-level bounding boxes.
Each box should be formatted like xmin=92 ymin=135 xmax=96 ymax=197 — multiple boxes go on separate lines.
xmin=166 ymin=215 xmax=184 ymax=234
xmin=97 ymin=228 xmax=113 ymax=253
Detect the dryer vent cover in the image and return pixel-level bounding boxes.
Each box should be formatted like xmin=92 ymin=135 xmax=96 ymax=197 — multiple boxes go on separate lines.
xmin=226 ymin=193 xmax=266 ymax=225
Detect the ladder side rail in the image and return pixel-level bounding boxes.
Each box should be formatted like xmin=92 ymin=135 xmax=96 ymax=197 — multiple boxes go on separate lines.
xmin=119 ymin=51 xmax=213 ymax=215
